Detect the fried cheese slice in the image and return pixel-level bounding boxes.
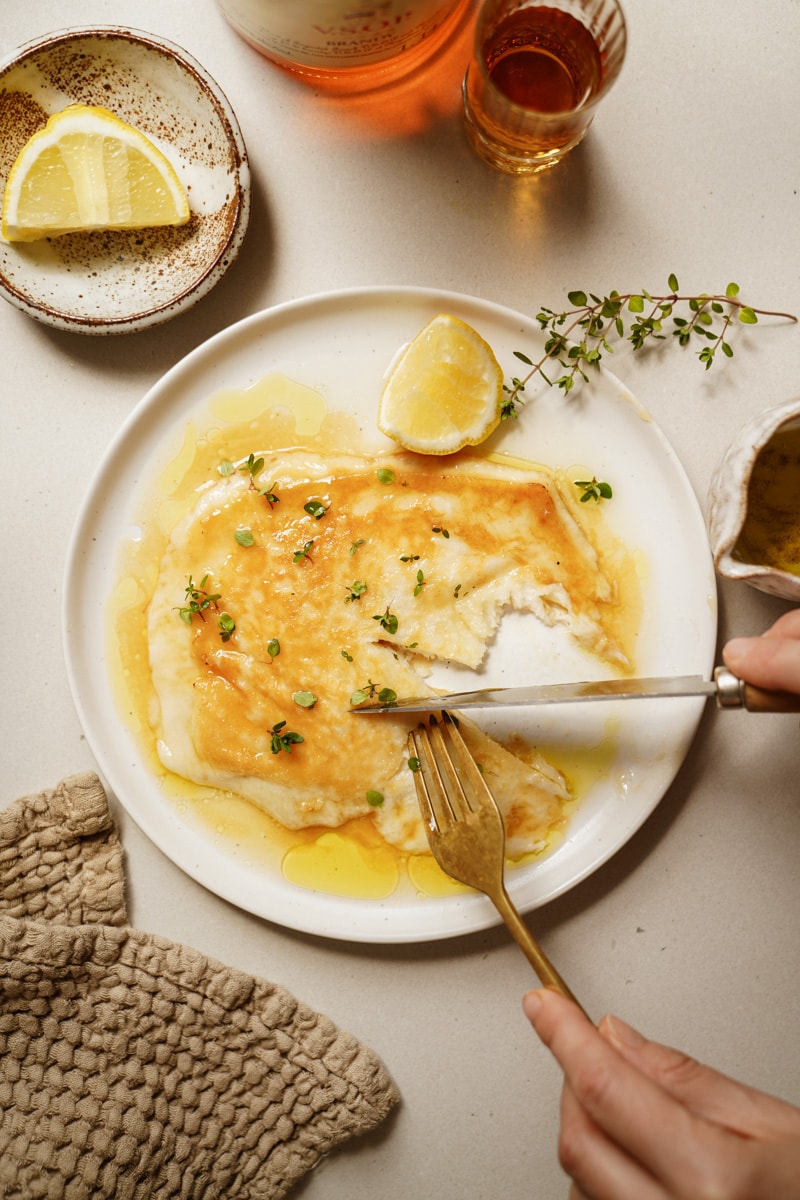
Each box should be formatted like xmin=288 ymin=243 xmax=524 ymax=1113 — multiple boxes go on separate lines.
xmin=147 ymin=451 xmax=627 ymax=853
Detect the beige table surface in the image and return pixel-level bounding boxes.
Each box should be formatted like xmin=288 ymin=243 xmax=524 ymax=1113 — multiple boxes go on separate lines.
xmin=3 ymin=2 xmax=800 ymax=1196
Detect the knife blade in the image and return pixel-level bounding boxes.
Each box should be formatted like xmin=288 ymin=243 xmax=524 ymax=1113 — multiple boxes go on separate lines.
xmin=350 ymin=666 xmax=800 ymax=714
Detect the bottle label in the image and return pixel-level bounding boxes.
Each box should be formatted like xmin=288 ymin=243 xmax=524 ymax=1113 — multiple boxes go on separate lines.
xmin=217 ymin=0 xmax=462 ymax=69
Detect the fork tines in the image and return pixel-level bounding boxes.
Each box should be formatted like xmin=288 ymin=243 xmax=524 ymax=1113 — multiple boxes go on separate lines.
xmin=410 ymin=710 xmax=502 ymax=837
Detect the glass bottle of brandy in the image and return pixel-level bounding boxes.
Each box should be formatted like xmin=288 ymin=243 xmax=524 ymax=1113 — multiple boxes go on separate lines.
xmin=216 ymin=0 xmax=470 ymax=91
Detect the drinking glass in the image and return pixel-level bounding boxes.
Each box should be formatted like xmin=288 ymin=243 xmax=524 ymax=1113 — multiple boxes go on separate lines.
xmin=462 ymin=0 xmax=627 ymax=174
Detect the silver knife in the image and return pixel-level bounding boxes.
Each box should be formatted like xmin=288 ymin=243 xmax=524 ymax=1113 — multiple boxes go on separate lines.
xmin=350 ymin=666 xmax=800 ymax=714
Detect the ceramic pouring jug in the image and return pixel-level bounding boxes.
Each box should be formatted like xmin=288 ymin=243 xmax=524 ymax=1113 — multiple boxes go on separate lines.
xmin=707 ymin=397 xmax=800 ymax=601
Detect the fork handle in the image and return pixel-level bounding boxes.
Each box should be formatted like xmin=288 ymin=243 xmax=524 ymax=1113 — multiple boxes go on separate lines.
xmin=493 ymin=886 xmax=590 ymax=1019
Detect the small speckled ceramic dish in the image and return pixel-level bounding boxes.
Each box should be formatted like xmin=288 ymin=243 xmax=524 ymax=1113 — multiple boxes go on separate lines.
xmin=0 ymin=27 xmax=250 ymax=334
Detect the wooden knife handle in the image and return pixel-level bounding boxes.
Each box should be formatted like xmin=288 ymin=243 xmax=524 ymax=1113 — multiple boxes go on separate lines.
xmin=742 ymin=683 xmax=800 ymax=713
xmin=714 ymin=666 xmax=800 ymax=713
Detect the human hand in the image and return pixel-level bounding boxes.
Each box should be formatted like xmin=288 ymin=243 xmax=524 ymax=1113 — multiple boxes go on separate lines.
xmin=524 ymin=988 xmax=800 ymax=1200
xmin=723 ymin=608 xmax=800 ymax=696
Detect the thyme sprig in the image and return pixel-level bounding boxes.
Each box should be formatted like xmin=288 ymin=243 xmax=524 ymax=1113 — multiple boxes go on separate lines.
xmin=350 ymin=681 xmax=398 ymax=706
xmin=575 ymin=477 xmax=613 ymax=503
xmin=177 ymin=575 xmax=235 ymax=642
xmin=178 ymin=574 xmax=220 ymax=625
xmin=218 ymin=456 xmax=279 ymax=506
xmin=240 ymin=453 xmax=265 ymax=486
xmin=501 ymin=277 xmax=797 ymax=416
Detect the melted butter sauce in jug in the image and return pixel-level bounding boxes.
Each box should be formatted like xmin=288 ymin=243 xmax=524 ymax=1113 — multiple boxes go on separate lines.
xmin=735 ymin=423 xmax=800 ymax=576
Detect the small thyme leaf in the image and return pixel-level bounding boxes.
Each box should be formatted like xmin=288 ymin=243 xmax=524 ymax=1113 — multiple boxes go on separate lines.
xmin=267 ymin=638 xmax=280 ymax=659
xmin=341 ymin=648 xmax=353 ymax=662
xmin=376 ymin=468 xmax=395 ymax=484
xmin=345 ymin=580 xmax=367 ymax=602
xmin=304 ymin=499 xmax=329 ymax=519
xmin=349 ymin=538 xmax=365 ymax=555
xmin=407 ymin=756 xmax=421 ymax=773
xmin=400 ymin=554 xmax=420 ymax=563
xmin=235 ymin=528 xmax=254 ymax=547
xmin=501 ymin=389 xmax=521 ymax=420
xmin=293 ymin=691 xmax=317 ymax=708
xmin=259 ymin=482 xmax=280 ymax=508
xmin=432 ymin=525 xmax=450 ymax=538
xmin=373 ymin=608 xmax=399 ymax=635
xmin=217 ymin=612 xmax=236 ymax=641
xmin=292 ymin=540 xmax=314 ymax=564
xmin=366 ymin=789 xmax=384 ymax=808
xmin=413 ymin=569 xmax=426 ymax=597
xmin=217 ymin=459 xmax=235 ymax=477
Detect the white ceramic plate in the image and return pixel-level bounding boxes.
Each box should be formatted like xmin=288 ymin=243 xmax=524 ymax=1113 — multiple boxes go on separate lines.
xmin=0 ymin=27 xmax=250 ymax=333
xmin=63 ymin=287 xmax=717 ymax=942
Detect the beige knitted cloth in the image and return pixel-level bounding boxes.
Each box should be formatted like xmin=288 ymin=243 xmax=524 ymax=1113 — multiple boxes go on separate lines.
xmin=0 ymin=773 xmax=399 ymax=1199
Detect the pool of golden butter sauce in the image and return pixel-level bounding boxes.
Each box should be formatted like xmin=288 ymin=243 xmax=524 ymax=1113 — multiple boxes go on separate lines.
xmin=107 ymin=374 xmax=642 ymax=902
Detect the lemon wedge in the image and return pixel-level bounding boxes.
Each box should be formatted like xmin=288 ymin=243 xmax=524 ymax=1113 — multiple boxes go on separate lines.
xmin=1 ymin=104 xmax=190 ymax=242
xmin=378 ymin=313 xmax=504 ymax=454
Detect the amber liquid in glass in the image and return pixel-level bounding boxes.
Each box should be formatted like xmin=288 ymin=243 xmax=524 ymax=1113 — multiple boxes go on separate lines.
xmin=484 ymin=6 xmax=602 ymax=113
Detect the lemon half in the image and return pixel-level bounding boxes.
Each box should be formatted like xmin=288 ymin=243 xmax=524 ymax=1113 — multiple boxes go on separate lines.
xmin=1 ymin=104 xmax=190 ymax=242
xmin=378 ymin=314 xmax=504 ymax=455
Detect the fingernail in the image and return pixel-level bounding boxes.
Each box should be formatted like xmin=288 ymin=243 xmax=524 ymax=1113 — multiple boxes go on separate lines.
xmin=723 ymin=637 xmax=751 ymax=666
xmin=522 ymin=990 xmax=543 ymax=1021
xmin=604 ymin=1014 xmax=645 ymax=1048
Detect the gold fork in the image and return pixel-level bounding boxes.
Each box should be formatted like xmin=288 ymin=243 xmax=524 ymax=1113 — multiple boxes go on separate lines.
xmin=409 ymin=711 xmax=587 ymax=1015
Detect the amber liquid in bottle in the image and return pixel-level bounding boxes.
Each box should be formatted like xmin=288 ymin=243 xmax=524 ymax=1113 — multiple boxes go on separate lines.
xmin=216 ymin=0 xmax=470 ymax=92
xmin=484 ymin=6 xmax=602 ymax=112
